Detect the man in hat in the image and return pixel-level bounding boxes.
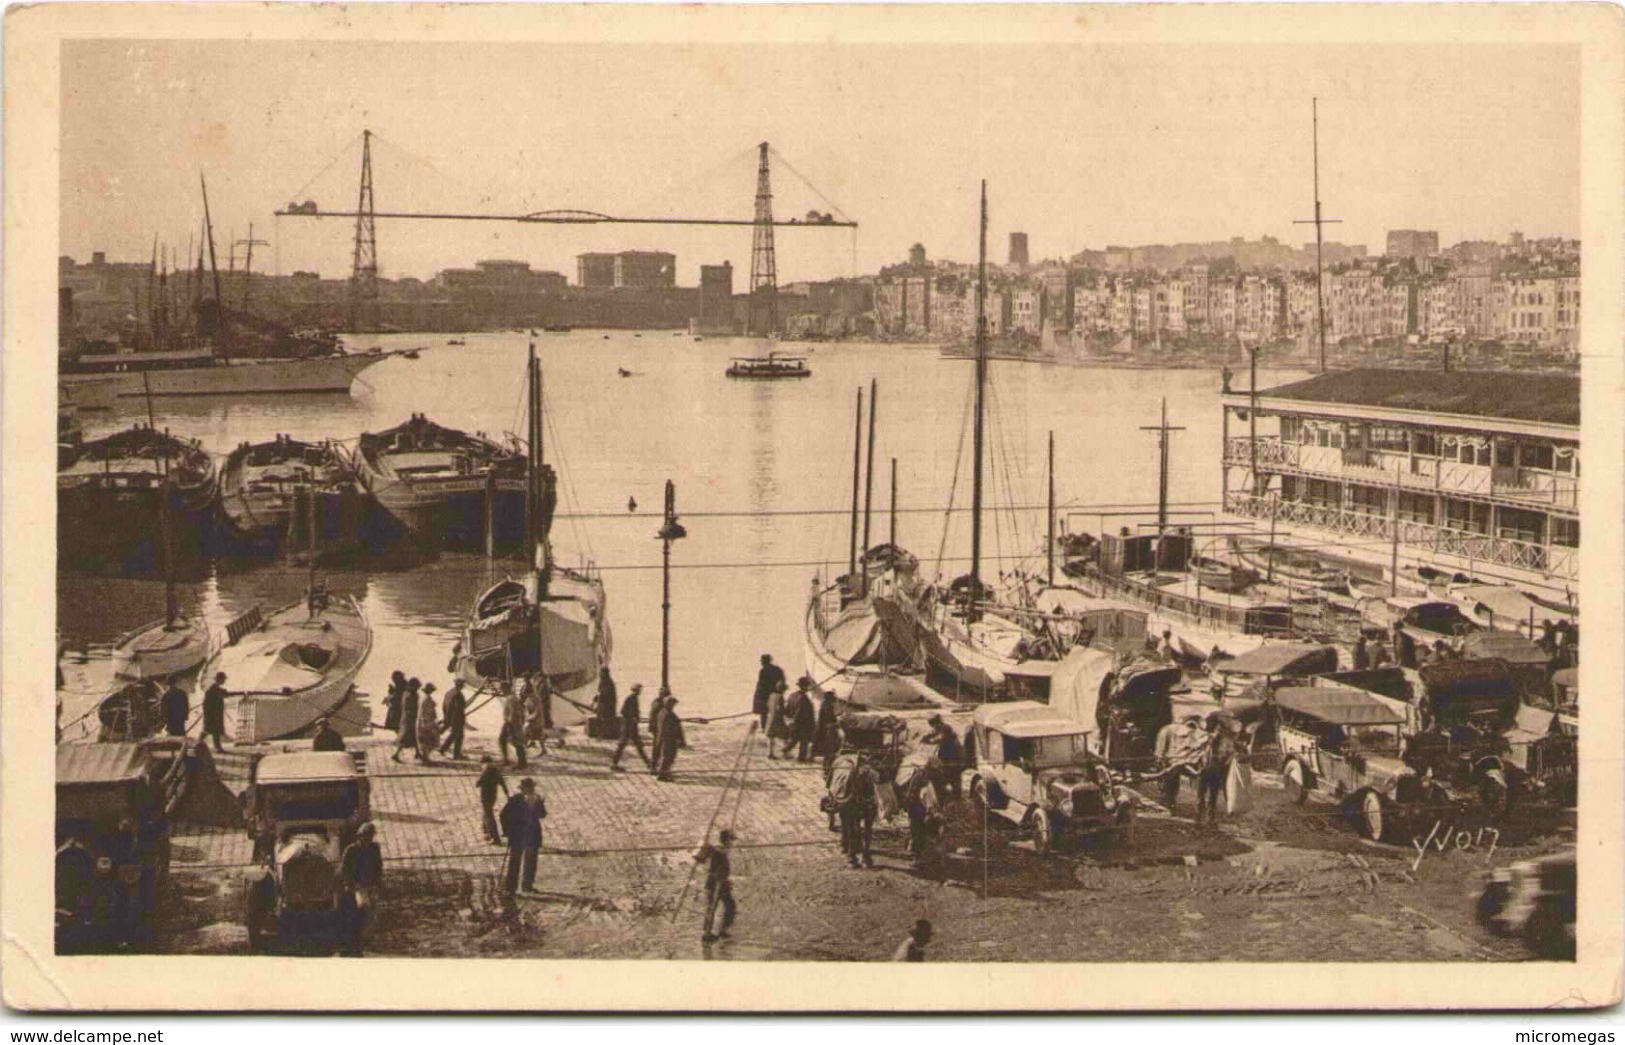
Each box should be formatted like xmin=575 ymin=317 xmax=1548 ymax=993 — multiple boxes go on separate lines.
xmin=475 ymin=756 xmax=508 ymax=844
xmin=695 ymin=829 xmax=737 ymax=943
xmin=753 ymin=654 xmax=786 ymax=731
xmin=338 ymin=821 xmax=382 ymax=956
xmin=1154 ymin=714 xmax=1203 ymax=812
xmin=162 ymin=680 xmax=189 ymax=738
xmin=499 ymin=684 xmax=529 ymax=769
xmin=312 ymin=715 xmax=346 ymax=752
xmin=651 ymin=692 xmax=685 ymax=780
xmin=923 ymin=713 xmax=964 ymax=801
xmin=790 ymin=676 xmax=817 ymax=762
xmin=1194 ymin=713 xmax=1237 ymax=828
xmin=202 ymin=672 xmax=229 ymax=753
xmin=892 ymin=919 xmax=933 ymax=961
xmin=439 ymin=678 xmax=468 ymax=760
xmin=500 ymin=778 xmax=547 ymax=894
xmin=611 ymin=683 xmax=651 ymax=771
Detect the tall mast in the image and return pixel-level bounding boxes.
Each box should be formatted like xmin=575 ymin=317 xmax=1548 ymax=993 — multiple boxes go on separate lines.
xmin=1294 ymin=97 xmax=1340 ymax=374
xmin=889 ymin=457 xmax=898 ymax=553
xmin=1140 ymin=398 xmax=1185 ymax=533
xmin=848 ymin=387 xmax=863 ymax=581
xmin=146 ymin=237 xmax=158 ymax=344
xmin=201 ymin=174 xmax=225 ymax=355
xmin=860 ymin=378 xmax=878 ymax=596
xmin=1046 ymin=430 xmax=1055 ymax=586
xmin=524 ymin=342 xmax=539 ymax=558
xmin=970 ymin=180 xmax=988 ymax=592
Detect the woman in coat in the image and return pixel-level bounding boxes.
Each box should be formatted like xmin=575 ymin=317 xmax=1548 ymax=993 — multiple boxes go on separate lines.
xmin=766 ymin=679 xmax=789 ymax=759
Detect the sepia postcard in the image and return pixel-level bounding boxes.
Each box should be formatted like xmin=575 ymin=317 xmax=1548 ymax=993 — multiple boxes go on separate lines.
xmin=4 ymin=1 xmax=1622 ymax=1012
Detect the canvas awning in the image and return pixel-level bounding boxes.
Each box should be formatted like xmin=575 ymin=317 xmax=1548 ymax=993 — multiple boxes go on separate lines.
xmin=1273 ymin=686 xmax=1405 ymax=726
xmin=1212 ymin=643 xmax=1338 ymax=678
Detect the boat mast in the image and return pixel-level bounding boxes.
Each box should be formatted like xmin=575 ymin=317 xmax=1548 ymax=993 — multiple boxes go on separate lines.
xmin=889 ymin=457 xmax=898 ymax=553
xmin=201 ymin=173 xmax=227 ymax=359
xmin=860 ymin=378 xmax=877 ymax=596
xmin=847 ymin=386 xmax=863 ymax=583
xmin=1046 ymin=430 xmax=1055 ymax=586
xmin=970 ymin=180 xmax=988 ymax=596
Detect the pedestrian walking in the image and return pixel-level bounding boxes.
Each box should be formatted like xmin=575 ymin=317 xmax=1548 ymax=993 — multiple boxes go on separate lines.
xmin=765 ymin=679 xmax=789 ymax=759
xmin=835 ymin=754 xmax=878 ymax=868
xmin=922 ymin=713 xmax=963 ymax=801
xmin=594 ymin=667 xmax=619 ymax=740
xmin=476 ymin=756 xmax=508 ymax=844
xmin=753 ymin=654 xmax=787 ymax=731
xmin=652 ymin=694 xmax=685 ymax=780
xmin=649 ymin=686 xmax=673 ymax=747
xmin=499 ymin=686 xmax=529 ymax=769
xmin=202 ymin=672 xmax=229 ymax=753
xmin=611 ymin=683 xmax=651 ymax=771
xmin=337 ymin=822 xmax=382 ymax=957
xmin=438 ymin=679 xmax=468 ymax=759
xmin=382 ymin=671 xmax=406 ymax=732
xmin=892 ymin=919 xmax=933 ymax=961
xmin=392 ymin=679 xmax=420 ymax=763
xmin=162 ymin=681 xmax=189 ymax=738
xmin=815 ymin=689 xmax=840 ymax=762
xmin=695 ymin=830 xmax=737 ymax=943
xmin=500 ymin=778 xmax=546 ymax=895
xmin=1154 ymin=714 xmax=1203 ymax=811
xmin=791 ymin=677 xmax=816 ymax=762
xmin=1194 ymin=713 xmax=1237 ymax=828
xmin=415 ymin=684 xmax=441 ymax=763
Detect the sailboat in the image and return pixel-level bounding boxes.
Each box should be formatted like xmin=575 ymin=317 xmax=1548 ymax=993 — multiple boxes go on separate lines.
xmin=803 ymin=382 xmax=947 ymax=711
xmin=879 ymin=184 xmax=1088 ymax=703
xmin=205 ymin=484 xmax=373 ymax=744
xmin=452 ymin=345 xmax=611 ymax=724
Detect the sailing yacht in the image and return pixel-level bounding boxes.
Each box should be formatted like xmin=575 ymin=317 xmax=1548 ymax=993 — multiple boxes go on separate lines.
xmin=452 ymin=345 xmax=611 ymax=724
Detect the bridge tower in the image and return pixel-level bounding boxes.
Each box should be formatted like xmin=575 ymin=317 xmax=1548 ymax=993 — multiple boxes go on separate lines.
xmin=747 ymin=141 xmax=778 ymax=338
xmin=349 ymin=129 xmax=379 ymax=333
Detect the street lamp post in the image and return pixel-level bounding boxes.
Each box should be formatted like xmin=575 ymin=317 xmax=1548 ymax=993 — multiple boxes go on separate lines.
xmin=656 ymin=479 xmax=688 ymax=693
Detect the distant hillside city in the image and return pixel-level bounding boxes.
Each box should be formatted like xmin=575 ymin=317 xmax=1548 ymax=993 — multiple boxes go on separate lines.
xmin=60 ymin=227 xmax=1579 ymax=370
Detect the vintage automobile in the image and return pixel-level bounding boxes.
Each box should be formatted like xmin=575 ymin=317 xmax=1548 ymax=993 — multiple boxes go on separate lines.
xmin=1550 ymin=667 xmax=1578 ymax=736
xmin=1274 ymin=686 xmax=1450 ymax=843
xmin=1459 ymin=631 xmax=1552 ymax=704
xmin=243 ymin=750 xmax=371 ymax=953
xmin=1406 ymin=659 xmax=1577 ymax=813
xmin=1040 ymin=644 xmax=1183 ymax=770
xmin=1477 ymin=847 xmax=1576 ymax=960
xmin=961 ymin=701 xmax=1135 ymax=855
xmin=55 ymin=743 xmax=173 ymax=952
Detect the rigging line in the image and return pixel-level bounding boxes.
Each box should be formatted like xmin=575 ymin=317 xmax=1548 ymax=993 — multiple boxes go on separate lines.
xmin=621 ymin=142 xmax=758 ymax=223
xmin=283 ymin=131 xmax=365 ymax=208
xmin=551 ymin=499 xmax=1225 ymax=521
xmin=766 ymin=145 xmax=854 ymax=223
xmin=933 ymin=377 xmax=976 ymax=585
xmin=539 ymin=383 xmax=595 ymax=562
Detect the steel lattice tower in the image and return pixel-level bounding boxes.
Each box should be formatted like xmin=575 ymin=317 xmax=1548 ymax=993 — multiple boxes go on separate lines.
xmin=349 ymin=129 xmax=379 ymax=333
xmin=747 ymin=141 xmax=777 ymax=337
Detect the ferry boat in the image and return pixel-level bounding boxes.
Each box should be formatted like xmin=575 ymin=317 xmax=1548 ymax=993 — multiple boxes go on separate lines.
xmin=725 ymin=353 xmax=811 ymax=379
xmin=217 ymin=435 xmax=362 ymax=551
xmin=1219 ymin=368 xmax=1580 ymax=615
xmin=59 ymin=341 xmax=387 ymax=400
xmin=354 ymin=414 xmax=530 ymax=547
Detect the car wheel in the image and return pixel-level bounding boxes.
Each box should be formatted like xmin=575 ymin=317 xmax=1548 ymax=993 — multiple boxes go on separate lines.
xmin=1030 ymin=809 xmax=1053 ymax=856
xmin=1282 ymin=759 xmax=1307 ymax=805
xmin=1476 ymin=881 xmax=1510 ymax=930
xmin=1358 ymin=790 xmax=1388 ymax=842
xmin=1478 ymin=769 xmax=1510 ymax=819
xmin=1523 ymin=900 xmax=1575 ymax=960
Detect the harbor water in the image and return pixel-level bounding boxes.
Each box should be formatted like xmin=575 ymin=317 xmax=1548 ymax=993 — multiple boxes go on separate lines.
xmin=58 ymin=331 xmax=1309 ymax=728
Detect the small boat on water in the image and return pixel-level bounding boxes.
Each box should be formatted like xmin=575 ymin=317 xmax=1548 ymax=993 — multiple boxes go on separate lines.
xmin=618 ymin=367 xmax=634 ymax=378
xmin=402 ymin=349 xmax=421 ymax=360
xmin=1228 ymin=537 xmax=1345 ymax=588
xmin=726 ymin=353 xmax=811 ymax=379
xmin=210 ymin=593 xmax=373 ymax=743
xmin=109 ymin=615 xmax=210 ymax=684
xmin=218 ymin=435 xmax=359 ymax=549
xmin=354 ymin=413 xmax=530 ymax=547
xmin=447 ymin=338 xmax=466 ymax=346
xmin=58 ymin=423 xmax=217 ymax=567
xmin=1190 ymin=554 xmax=1259 ymax=594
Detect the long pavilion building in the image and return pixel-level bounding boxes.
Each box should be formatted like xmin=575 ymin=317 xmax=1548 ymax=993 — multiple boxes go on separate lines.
xmin=1219 ymin=368 xmax=1579 ymax=607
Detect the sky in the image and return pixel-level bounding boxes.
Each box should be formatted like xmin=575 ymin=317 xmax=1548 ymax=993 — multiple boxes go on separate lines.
xmin=61 ymin=39 xmax=1580 ymax=285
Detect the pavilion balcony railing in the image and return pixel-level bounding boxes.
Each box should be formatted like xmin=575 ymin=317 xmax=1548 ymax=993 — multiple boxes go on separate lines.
xmin=1224 ymin=439 xmax=1578 ymax=513
xmin=1223 ymin=492 xmax=1577 ymax=582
